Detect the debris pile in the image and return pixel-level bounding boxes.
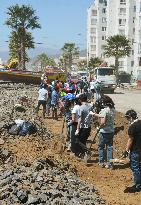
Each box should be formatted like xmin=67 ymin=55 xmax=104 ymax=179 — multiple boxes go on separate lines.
xmin=0 ymin=157 xmax=106 ymax=205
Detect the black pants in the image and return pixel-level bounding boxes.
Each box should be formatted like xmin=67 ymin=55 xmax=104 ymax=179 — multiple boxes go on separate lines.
xmin=36 ymin=100 xmax=46 ymax=117
xmin=76 ymin=127 xmax=91 ymax=155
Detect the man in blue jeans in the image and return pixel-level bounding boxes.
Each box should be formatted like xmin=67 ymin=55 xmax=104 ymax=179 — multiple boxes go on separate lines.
xmin=91 ymin=95 xmax=116 ymax=169
xmin=123 ymin=109 xmax=141 ymax=193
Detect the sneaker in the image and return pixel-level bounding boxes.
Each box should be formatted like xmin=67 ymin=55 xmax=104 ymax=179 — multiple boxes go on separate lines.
xmin=124 ymin=185 xmax=141 ymax=193
xmin=98 ymin=162 xmax=105 ymax=168
xmin=105 ymin=163 xmax=113 ymax=169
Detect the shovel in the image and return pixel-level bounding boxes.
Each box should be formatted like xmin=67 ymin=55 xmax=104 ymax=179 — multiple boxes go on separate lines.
xmin=109 ymin=158 xmax=125 ymax=163
xmin=76 ymin=130 xmax=99 ymax=164
xmin=60 ymin=117 xmax=66 ymax=138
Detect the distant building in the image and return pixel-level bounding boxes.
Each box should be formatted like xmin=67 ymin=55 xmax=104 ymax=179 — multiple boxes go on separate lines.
xmin=0 ymin=58 xmax=3 ymax=65
xmin=87 ymin=0 xmax=141 ymax=79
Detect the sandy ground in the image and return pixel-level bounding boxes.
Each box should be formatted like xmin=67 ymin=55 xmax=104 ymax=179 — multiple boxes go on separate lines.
xmin=3 ymin=112 xmax=141 ymax=205
xmin=1 ymin=87 xmax=141 ymax=205
xmin=108 ymin=87 xmax=141 ymax=118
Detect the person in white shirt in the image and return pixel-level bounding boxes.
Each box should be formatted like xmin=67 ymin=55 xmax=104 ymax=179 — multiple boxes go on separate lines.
xmin=90 ymin=79 xmax=96 ymax=100
xmin=67 ymin=97 xmax=81 ymax=153
xmin=35 ymin=84 xmax=48 ymax=118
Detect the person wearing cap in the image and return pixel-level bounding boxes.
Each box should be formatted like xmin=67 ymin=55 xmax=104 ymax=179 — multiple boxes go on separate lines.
xmin=123 ymin=109 xmax=141 ymax=193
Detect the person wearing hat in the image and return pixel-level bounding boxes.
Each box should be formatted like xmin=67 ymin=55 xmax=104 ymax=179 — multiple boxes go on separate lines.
xmin=123 ymin=109 xmax=141 ymax=193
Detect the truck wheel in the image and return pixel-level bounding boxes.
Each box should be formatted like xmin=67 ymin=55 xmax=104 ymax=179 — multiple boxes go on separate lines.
xmin=110 ymin=89 xmax=114 ymax=94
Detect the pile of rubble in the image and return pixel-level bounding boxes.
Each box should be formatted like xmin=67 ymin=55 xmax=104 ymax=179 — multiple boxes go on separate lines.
xmin=0 ymin=83 xmax=106 ymax=204
xmin=0 ymin=157 xmax=106 ymax=205
xmin=0 ymin=83 xmax=53 ymax=140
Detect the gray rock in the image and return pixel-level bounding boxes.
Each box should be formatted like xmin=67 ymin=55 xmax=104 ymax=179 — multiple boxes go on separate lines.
xmin=0 ymin=138 xmax=4 ymax=145
xmin=16 ymin=190 xmax=28 ymax=203
xmin=0 ymin=177 xmax=12 ymax=187
xmin=27 ymin=194 xmax=40 ymax=204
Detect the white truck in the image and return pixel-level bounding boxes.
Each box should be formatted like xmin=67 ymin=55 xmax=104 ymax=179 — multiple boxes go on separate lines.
xmin=94 ymin=67 xmax=117 ymax=93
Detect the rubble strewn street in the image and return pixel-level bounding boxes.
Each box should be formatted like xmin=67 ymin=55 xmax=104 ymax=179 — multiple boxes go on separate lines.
xmin=0 ymin=83 xmax=106 ymax=205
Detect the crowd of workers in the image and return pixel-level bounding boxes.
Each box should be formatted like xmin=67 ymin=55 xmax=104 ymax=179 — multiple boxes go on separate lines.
xmin=35 ymin=75 xmax=141 ymax=193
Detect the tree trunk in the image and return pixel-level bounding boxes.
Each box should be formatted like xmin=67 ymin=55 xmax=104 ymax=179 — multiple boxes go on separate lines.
xmin=20 ymin=36 xmax=26 ymax=70
xmin=115 ymin=57 xmax=119 ymax=83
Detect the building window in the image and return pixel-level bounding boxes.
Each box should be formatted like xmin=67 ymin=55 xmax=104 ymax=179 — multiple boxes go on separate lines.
xmin=91 ymin=18 xmax=97 ymax=25
xmin=133 ymin=6 xmax=136 ymax=12
xmin=139 ymin=30 xmax=141 ymax=39
xmin=132 ymin=39 xmax=135 ymax=45
xmin=101 ymin=45 xmax=105 ymax=50
xmin=140 ymin=2 xmax=141 ymax=12
xmin=102 ymin=8 xmax=106 ymax=13
xmin=133 ymin=28 xmax=135 ymax=35
xmin=102 ymin=17 xmax=107 ymax=23
xmin=119 ymin=18 xmax=126 ymax=25
xmin=91 ymin=28 xmax=96 ymax=34
xmin=92 ymin=10 xmax=97 ymax=16
xmin=102 ymin=27 xmax=106 ymax=31
xmin=91 ymin=45 xmax=96 ymax=51
xmin=131 ymin=61 xmax=134 ymax=67
xmin=119 ymin=8 xmax=126 ymax=15
xmin=120 ymin=0 xmax=126 ymax=5
xmin=139 ymin=16 xmax=141 ymax=26
xmin=138 ymin=43 xmax=141 ymax=54
xmin=102 ymin=36 xmax=106 ymax=40
xmin=133 ymin=17 xmax=135 ymax=23
xmin=119 ymin=29 xmax=125 ymax=35
xmin=132 ymin=50 xmax=134 ymax=55
xmin=119 ymin=61 xmax=124 ymax=67
xmin=139 ymin=57 xmax=141 ymax=66
xmin=91 ymin=36 xmax=96 ymax=43
xmin=104 ymin=1 xmax=107 ymax=6
xmin=91 ymin=54 xmax=96 ymax=58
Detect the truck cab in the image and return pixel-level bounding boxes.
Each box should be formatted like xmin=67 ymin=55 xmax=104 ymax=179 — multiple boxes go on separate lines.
xmin=94 ymin=67 xmax=117 ymax=93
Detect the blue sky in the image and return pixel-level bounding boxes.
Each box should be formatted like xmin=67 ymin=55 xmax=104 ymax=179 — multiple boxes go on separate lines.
xmin=0 ymin=0 xmax=94 ymax=52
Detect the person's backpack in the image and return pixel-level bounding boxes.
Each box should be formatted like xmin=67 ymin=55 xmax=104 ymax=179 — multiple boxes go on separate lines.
xmin=8 ymin=123 xmax=20 ymax=135
xmin=18 ymin=121 xmax=37 ymax=136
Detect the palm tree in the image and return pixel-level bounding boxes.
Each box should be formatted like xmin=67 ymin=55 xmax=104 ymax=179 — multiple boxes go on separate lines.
xmin=61 ymin=43 xmax=79 ymax=75
xmin=77 ymin=60 xmax=87 ymax=71
xmin=5 ymin=4 xmax=41 ymax=70
xmin=103 ymin=35 xmax=131 ymax=75
xmin=34 ymin=53 xmax=56 ymax=71
xmin=9 ymin=31 xmax=34 ymax=63
xmin=88 ymin=57 xmax=102 ymax=70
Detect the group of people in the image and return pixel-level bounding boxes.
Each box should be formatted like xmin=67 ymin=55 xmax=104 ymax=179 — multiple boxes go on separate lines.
xmin=35 ymin=75 xmax=141 ymax=193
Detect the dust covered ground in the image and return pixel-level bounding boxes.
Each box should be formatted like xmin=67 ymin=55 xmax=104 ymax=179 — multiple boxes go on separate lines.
xmin=0 ymin=83 xmax=141 ymax=205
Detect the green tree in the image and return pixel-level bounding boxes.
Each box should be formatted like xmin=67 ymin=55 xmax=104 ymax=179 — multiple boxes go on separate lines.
xmin=5 ymin=4 xmax=41 ymax=70
xmin=103 ymin=35 xmax=131 ymax=75
xmin=9 ymin=30 xmax=34 ymax=63
xmin=61 ymin=43 xmax=79 ymax=74
xmin=35 ymin=53 xmax=56 ymax=71
xmin=88 ymin=57 xmax=102 ymax=70
xmin=77 ymin=59 xmax=87 ymax=71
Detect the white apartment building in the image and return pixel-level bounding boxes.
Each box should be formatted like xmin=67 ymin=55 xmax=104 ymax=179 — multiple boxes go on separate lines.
xmin=87 ymin=0 xmax=141 ymax=79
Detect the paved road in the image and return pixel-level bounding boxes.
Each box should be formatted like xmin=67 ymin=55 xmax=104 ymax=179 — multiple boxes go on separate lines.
xmin=107 ymin=88 xmax=141 ymax=118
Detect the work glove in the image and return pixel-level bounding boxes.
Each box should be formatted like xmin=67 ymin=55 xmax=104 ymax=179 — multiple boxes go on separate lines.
xmin=122 ymin=150 xmax=129 ymax=158
xmin=67 ymin=121 xmax=72 ymax=127
xmin=75 ymin=129 xmax=79 ymax=136
xmin=89 ymin=111 xmax=95 ymax=116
